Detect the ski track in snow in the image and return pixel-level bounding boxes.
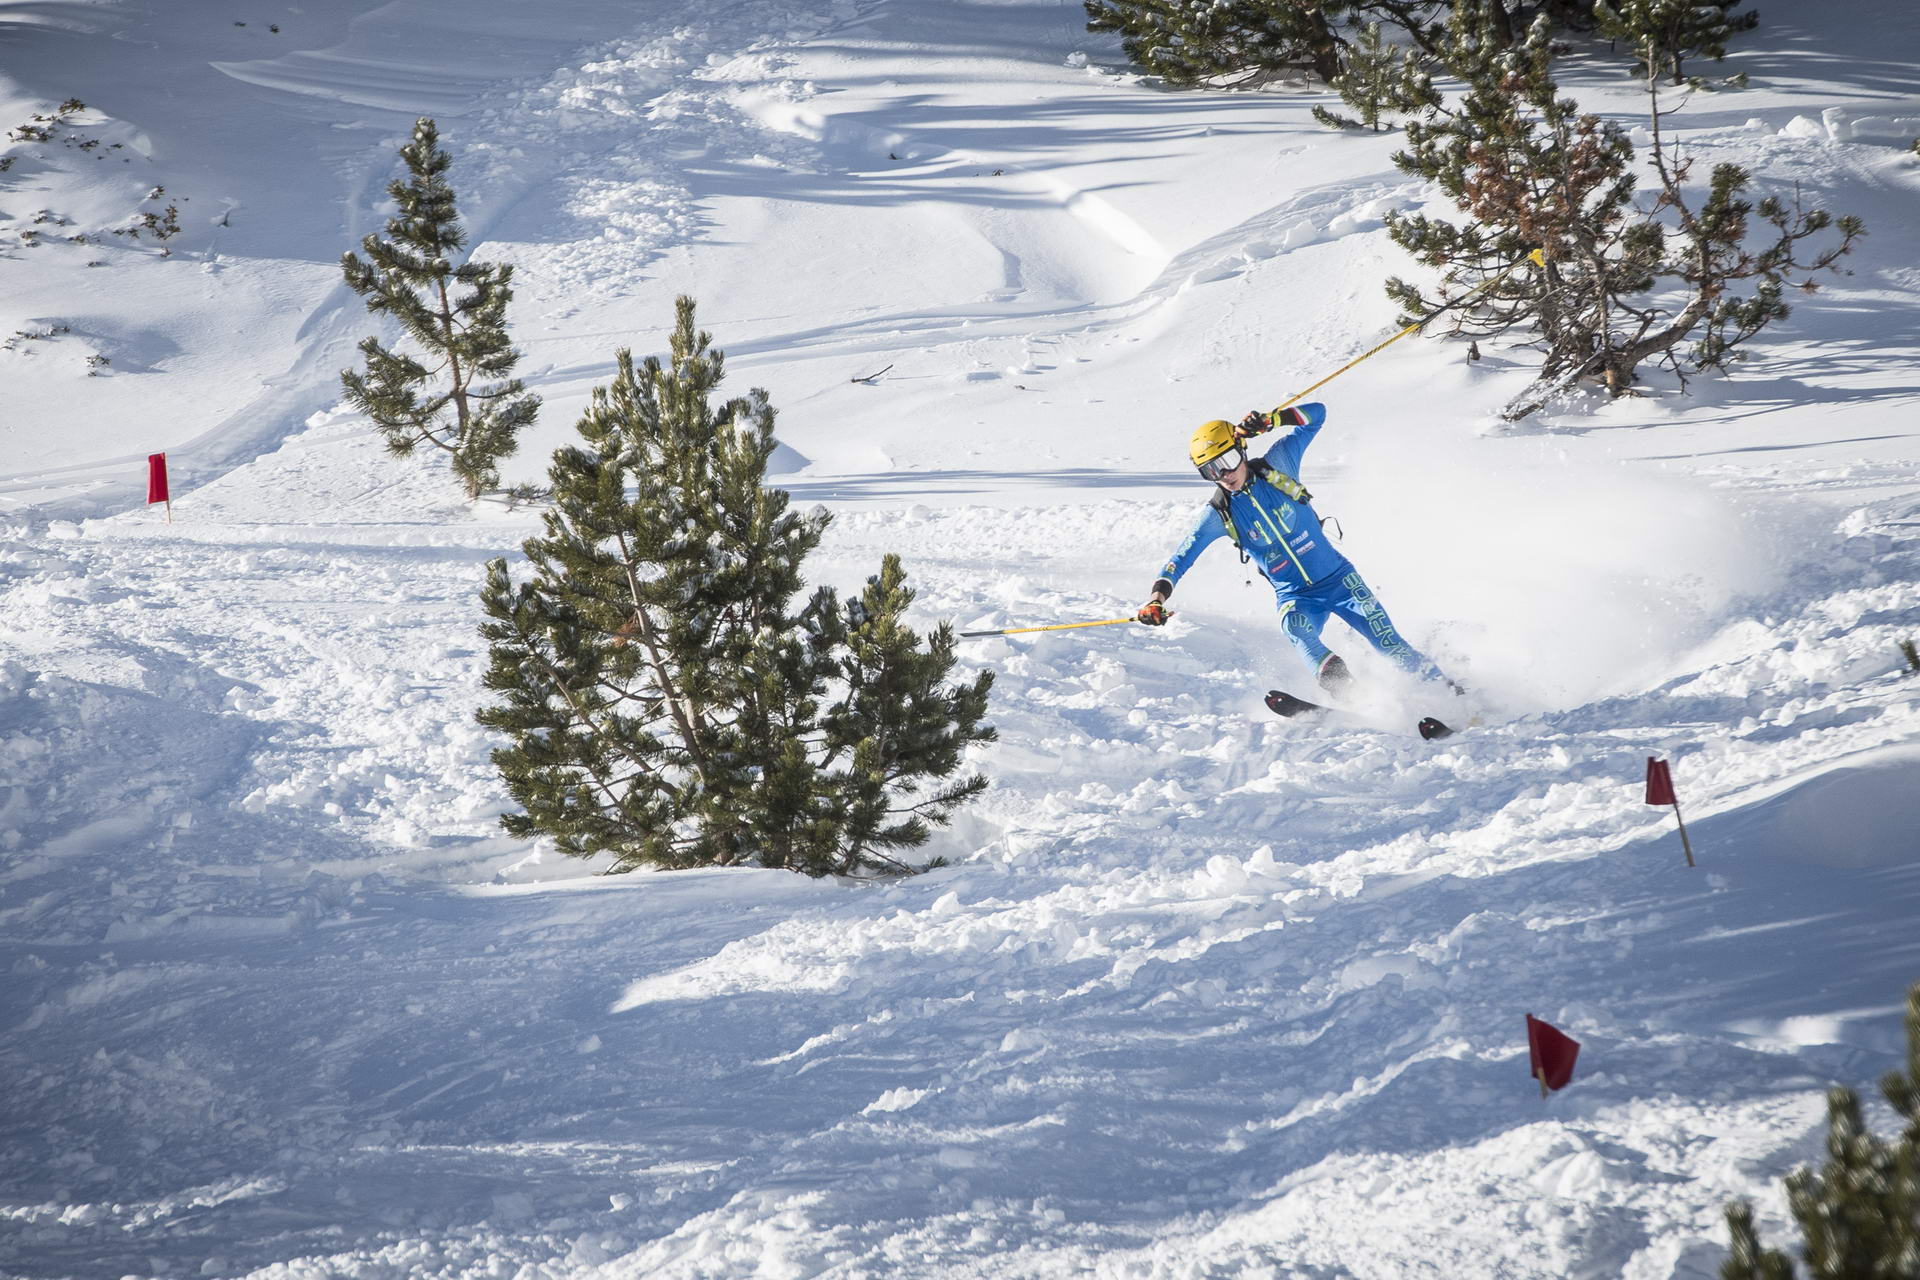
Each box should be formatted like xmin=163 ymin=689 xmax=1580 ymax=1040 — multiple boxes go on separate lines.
xmin=5 ymin=0 xmax=1920 ymax=1277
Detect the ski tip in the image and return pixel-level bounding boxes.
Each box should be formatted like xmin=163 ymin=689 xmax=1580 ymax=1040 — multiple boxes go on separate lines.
xmin=1265 ymin=689 xmax=1323 ymax=719
xmin=1418 ymin=716 xmax=1454 ymax=741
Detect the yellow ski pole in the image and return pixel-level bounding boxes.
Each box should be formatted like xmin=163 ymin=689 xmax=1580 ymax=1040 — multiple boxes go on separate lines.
xmin=1275 ymin=248 xmax=1545 ymax=410
xmin=958 ymin=615 xmax=1159 ymax=639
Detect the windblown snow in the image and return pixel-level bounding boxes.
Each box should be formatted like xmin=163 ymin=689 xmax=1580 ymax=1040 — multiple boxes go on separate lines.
xmin=3 ymin=0 xmax=1919 ymax=1277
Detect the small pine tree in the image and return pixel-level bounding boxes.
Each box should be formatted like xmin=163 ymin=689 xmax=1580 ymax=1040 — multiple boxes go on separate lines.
xmin=341 ymin=117 xmax=538 ymax=500
xmin=1084 ymin=0 xmax=1449 ymax=88
xmin=1723 ymin=1202 xmax=1797 ymax=1280
xmin=824 ymin=558 xmax=995 ymax=866
xmin=1617 ymin=4 xmax=1860 ymax=389
xmin=1085 ymin=0 xmax=1343 ymax=86
xmin=1384 ymin=1 xmax=1861 ymax=420
xmin=1596 ymin=0 xmax=1758 ymax=86
xmin=1387 ymin=6 xmax=1651 ymax=388
xmin=476 ymin=297 xmax=993 ymax=877
xmin=1314 ymin=22 xmax=1440 ymax=131
xmin=1721 ymin=982 xmax=1920 ymax=1279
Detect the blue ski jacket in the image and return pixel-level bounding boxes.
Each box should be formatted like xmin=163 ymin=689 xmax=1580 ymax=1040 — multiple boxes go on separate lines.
xmin=1152 ymin=402 xmax=1350 ymax=597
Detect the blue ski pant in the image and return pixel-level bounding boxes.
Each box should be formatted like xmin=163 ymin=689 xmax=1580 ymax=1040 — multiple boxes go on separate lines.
xmin=1273 ymin=568 xmax=1444 ymax=682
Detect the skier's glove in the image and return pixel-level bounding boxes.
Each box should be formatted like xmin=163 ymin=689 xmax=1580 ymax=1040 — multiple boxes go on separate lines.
xmin=1272 ymin=405 xmax=1308 ymax=428
xmin=1235 ymin=410 xmax=1271 ymax=440
xmin=1136 ymin=601 xmax=1169 ymax=626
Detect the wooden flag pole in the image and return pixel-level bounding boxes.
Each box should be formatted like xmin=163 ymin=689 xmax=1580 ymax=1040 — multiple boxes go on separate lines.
xmin=1535 ymin=1068 xmax=1550 ymax=1100
xmin=1644 ymin=757 xmax=1697 ymax=868
xmin=1670 ymin=795 xmax=1696 ymax=868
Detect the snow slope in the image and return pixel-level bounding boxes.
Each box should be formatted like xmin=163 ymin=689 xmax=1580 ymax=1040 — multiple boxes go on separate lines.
xmin=3 ymin=0 xmax=1920 ymax=1276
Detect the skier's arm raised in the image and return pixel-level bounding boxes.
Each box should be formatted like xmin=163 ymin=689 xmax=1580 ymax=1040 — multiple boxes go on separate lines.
xmin=1249 ymin=403 xmax=1327 ymax=475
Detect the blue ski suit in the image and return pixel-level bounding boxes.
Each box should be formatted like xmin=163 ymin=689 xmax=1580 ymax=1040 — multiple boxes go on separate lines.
xmin=1150 ymin=403 xmax=1445 ymax=682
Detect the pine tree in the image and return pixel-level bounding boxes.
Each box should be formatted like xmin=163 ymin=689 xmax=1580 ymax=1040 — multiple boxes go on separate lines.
xmin=1478 ymin=1 xmax=1612 ymax=47
xmin=1387 ymin=6 xmax=1652 ymax=389
xmin=1085 ymin=0 xmax=1339 ymax=86
xmin=1383 ymin=1 xmax=1861 ymax=419
xmin=1084 ymin=0 xmax=1449 ymax=88
xmin=1596 ymin=0 xmax=1758 ymax=86
xmin=1536 ymin=0 xmax=1602 ymax=30
xmin=1722 ymin=1202 xmax=1796 ymax=1280
xmin=824 ymin=558 xmax=994 ymax=867
xmin=1721 ymin=982 xmax=1920 ymax=1279
xmin=1611 ymin=6 xmax=1860 ymax=393
xmin=341 ymin=117 xmax=538 ymax=500
xmin=1314 ymin=23 xmax=1439 ymax=131
xmin=476 ymin=297 xmax=994 ymax=877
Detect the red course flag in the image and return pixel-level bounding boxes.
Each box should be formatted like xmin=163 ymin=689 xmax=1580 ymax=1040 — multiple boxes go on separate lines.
xmin=1526 ymin=1014 xmax=1580 ymax=1096
xmin=147 ymin=453 xmax=170 ymax=505
xmin=1645 ymin=757 xmax=1676 ymax=806
xmin=1644 ymin=757 xmax=1695 ymax=866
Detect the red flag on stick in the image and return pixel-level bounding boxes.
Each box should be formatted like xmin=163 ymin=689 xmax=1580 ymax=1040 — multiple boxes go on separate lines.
xmin=1644 ymin=758 xmax=1675 ymax=805
xmin=1644 ymin=757 xmax=1695 ymax=866
xmin=1526 ymin=1014 xmax=1580 ymax=1097
xmin=147 ymin=453 xmax=171 ymax=523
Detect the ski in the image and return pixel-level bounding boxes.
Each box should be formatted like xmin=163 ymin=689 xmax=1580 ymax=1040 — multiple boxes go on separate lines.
xmin=1263 ymin=689 xmax=1454 ymax=741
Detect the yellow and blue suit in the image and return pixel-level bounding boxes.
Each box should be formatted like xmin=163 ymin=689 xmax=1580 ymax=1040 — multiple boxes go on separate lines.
xmin=1151 ymin=403 xmax=1445 ymax=682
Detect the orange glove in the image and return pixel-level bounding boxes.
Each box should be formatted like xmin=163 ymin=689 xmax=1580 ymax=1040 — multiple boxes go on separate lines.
xmin=1136 ymin=601 xmax=1169 ymax=626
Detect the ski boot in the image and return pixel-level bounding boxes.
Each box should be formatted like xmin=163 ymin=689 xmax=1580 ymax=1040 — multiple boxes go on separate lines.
xmin=1316 ymin=653 xmax=1353 ymax=696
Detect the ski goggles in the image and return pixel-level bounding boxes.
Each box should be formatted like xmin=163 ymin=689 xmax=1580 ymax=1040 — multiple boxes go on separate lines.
xmin=1196 ymin=445 xmax=1246 ymax=482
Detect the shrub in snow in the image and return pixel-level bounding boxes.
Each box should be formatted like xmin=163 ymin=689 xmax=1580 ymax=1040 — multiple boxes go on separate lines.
xmin=476 ymin=297 xmax=995 ymax=877
xmin=1383 ymin=5 xmax=1862 ymax=421
xmin=1595 ymin=0 xmax=1757 ymax=87
xmin=340 ymin=117 xmax=539 ymax=500
xmin=134 ymin=186 xmax=181 ymax=241
xmin=1081 ymin=0 xmax=1451 ymax=89
xmin=7 ymin=99 xmax=84 ymax=144
xmin=1721 ymin=982 xmax=1920 ymax=1279
xmin=1087 ymin=0 xmax=1619 ymax=91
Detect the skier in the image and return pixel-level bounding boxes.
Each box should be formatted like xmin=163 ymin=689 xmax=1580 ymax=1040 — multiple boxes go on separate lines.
xmin=1135 ymin=402 xmax=1453 ymax=698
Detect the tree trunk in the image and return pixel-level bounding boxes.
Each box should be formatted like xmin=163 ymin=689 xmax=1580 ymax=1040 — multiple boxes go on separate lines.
xmin=434 ymin=278 xmax=471 ymax=443
xmin=1609 ymin=291 xmax=1712 ymax=381
xmin=1503 ymin=288 xmax=1713 ymax=421
xmin=1538 ymin=0 xmax=1597 ymax=30
xmin=1307 ymin=13 xmax=1343 ymax=83
xmin=1485 ymin=0 xmax=1516 ymax=48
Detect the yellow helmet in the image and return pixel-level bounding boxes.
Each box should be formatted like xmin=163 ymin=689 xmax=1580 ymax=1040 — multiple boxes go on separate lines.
xmin=1188 ymin=419 xmax=1238 ymax=468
